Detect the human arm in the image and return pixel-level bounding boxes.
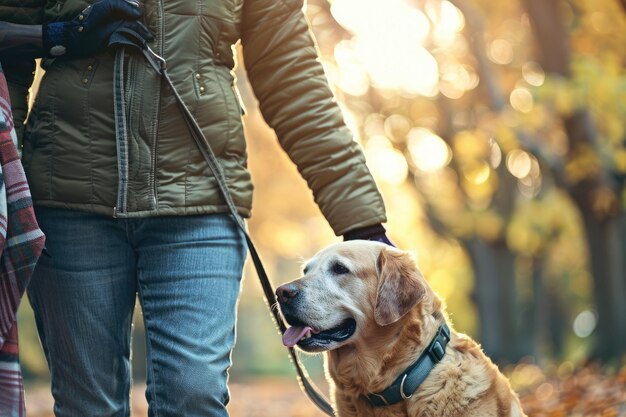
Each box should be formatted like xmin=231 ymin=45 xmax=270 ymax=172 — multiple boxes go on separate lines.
xmin=0 ymin=0 xmax=43 ymax=139
xmin=0 ymin=0 xmax=151 ymax=59
xmin=241 ymin=0 xmax=387 ymax=236
xmin=0 ymin=0 xmax=151 ymax=141
xmin=0 ymin=22 xmax=42 ymax=58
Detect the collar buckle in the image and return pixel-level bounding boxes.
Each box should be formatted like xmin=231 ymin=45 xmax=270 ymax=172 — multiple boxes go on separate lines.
xmin=428 ymin=340 xmax=445 ymax=362
xmin=428 ymin=324 xmax=450 ymax=363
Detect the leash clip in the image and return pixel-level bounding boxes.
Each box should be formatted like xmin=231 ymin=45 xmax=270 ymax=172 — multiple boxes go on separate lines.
xmin=142 ymin=45 xmax=167 ymax=74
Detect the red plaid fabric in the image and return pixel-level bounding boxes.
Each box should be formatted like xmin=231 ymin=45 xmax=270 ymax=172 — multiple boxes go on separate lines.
xmin=0 ymin=64 xmax=46 ymax=417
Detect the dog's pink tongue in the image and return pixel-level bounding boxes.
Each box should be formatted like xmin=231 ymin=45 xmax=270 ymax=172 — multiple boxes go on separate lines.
xmin=282 ymin=326 xmax=313 ymax=347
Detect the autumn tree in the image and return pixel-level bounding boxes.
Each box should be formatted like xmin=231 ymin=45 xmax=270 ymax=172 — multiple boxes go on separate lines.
xmin=521 ymin=0 xmax=626 ymax=359
xmin=304 ymin=0 xmax=626 ymax=361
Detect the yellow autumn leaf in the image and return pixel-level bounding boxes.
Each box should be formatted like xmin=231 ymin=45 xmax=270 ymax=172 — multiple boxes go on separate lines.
xmin=614 ymin=149 xmax=626 ymax=173
xmin=564 ymin=145 xmax=602 ymax=184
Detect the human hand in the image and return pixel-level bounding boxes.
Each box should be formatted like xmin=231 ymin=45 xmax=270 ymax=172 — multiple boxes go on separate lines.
xmin=343 ymin=224 xmax=396 ymax=247
xmin=42 ymin=0 xmax=153 ymax=57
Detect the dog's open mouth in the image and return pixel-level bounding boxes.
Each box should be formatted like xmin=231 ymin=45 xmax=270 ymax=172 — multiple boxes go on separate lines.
xmin=282 ymin=318 xmax=357 ymax=350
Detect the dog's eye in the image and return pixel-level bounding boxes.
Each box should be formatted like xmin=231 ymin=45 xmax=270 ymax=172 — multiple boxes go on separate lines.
xmin=331 ymin=262 xmax=350 ymax=275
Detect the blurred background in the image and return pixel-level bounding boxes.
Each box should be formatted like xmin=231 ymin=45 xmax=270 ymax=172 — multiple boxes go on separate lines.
xmin=19 ymin=0 xmax=626 ymax=415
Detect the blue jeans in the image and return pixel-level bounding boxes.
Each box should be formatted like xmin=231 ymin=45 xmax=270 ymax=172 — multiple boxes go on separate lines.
xmin=27 ymin=207 xmax=247 ymax=417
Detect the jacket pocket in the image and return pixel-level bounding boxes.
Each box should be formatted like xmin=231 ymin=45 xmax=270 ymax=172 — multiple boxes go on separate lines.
xmin=192 ymin=69 xmax=207 ymax=104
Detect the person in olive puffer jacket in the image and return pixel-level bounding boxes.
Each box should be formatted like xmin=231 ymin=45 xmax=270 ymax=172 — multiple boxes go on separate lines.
xmin=1 ymin=0 xmax=391 ymax=415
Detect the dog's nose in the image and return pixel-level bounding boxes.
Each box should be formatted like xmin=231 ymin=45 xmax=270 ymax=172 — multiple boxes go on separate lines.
xmin=276 ymin=283 xmax=300 ymax=303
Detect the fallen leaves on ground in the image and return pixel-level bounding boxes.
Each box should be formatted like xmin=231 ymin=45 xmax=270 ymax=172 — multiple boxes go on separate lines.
xmin=24 ymin=361 xmax=626 ymax=416
xmin=514 ymin=361 xmax=626 ymax=417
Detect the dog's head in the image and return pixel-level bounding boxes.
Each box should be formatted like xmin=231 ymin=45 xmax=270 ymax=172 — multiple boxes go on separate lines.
xmin=277 ymin=241 xmax=434 ymax=353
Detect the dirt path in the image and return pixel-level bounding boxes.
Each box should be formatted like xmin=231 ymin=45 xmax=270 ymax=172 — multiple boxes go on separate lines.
xmin=25 ymin=379 xmax=328 ymax=417
xmin=24 ymin=368 xmax=626 ymax=417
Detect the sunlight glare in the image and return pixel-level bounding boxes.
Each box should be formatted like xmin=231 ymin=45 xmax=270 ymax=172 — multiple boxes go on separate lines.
xmin=407 ymin=127 xmax=452 ymax=172
xmin=337 ymin=103 xmax=362 ymax=143
xmin=331 ymin=0 xmax=439 ymax=96
xmin=334 ymin=41 xmax=370 ymax=96
xmin=439 ymin=62 xmax=479 ymax=99
xmin=353 ymin=36 xmax=438 ymax=96
xmin=426 ymin=0 xmax=465 ymax=46
xmin=366 ymin=135 xmax=409 ymax=184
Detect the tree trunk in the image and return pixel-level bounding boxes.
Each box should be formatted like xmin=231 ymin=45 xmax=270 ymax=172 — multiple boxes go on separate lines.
xmin=623 ymin=215 xmax=626 ymax=299
xmin=547 ymin=286 xmax=567 ymax=358
xmin=529 ymin=257 xmax=545 ymax=358
xmin=580 ymin=212 xmax=626 ymax=358
xmin=562 ymin=111 xmax=626 ymax=358
xmin=465 ymin=238 xmax=524 ymax=363
xmin=524 ymin=0 xmax=626 ymax=360
xmin=527 ymin=257 xmax=567 ymax=359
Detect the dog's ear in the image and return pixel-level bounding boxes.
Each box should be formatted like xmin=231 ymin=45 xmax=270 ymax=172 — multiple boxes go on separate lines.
xmin=374 ymin=248 xmax=426 ymax=326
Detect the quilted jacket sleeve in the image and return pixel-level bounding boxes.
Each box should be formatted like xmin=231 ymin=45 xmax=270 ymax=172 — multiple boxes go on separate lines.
xmin=0 ymin=0 xmax=43 ymax=142
xmin=241 ymin=0 xmax=387 ymax=236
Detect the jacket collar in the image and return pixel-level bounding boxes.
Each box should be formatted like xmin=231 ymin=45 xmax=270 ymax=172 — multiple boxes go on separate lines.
xmin=364 ymin=323 xmax=451 ymax=407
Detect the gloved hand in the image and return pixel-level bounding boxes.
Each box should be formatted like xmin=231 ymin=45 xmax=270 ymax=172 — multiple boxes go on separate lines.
xmin=343 ymin=224 xmax=395 ymax=247
xmin=42 ymin=0 xmax=153 ymax=58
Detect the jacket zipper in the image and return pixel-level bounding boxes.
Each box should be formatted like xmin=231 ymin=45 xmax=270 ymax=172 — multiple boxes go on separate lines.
xmin=126 ymin=58 xmax=137 ymax=128
xmin=113 ymin=49 xmax=129 ymax=214
xmin=150 ymin=0 xmax=165 ymax=210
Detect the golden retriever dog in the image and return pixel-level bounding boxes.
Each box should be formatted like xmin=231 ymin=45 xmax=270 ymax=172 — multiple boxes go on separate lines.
xmin=276 ymin=241 xmax=527 ymax=417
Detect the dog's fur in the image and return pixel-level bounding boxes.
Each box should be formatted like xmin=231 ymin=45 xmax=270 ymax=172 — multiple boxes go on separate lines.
xmin=277 ymin=241 xmax=527 ymax=417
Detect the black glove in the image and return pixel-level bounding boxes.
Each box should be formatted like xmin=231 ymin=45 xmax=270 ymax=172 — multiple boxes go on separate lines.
xmin=343 ymin=224 xmax=395 ymax=247
xmin=42 ymin=0 xmax=153 ymax=58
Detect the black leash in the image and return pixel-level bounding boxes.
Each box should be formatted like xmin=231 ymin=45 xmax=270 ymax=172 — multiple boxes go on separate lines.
xmin=109 ymin=30 xmax=336 ymax=416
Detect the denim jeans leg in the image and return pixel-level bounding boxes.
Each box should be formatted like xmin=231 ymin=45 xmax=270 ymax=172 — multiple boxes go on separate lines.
xmin=132 ymin=214 xmax=246 ymax=417
xmin=27 ymin=207 xmax=137 ymax=417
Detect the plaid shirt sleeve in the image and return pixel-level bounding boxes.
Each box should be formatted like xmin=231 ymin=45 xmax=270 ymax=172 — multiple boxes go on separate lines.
xmin=0 ymin=62 xmax=46 ymax=417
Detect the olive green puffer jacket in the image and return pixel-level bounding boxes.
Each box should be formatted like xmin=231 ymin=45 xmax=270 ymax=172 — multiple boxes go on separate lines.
xmin=2 ymin=0 xmax=386 ymax=235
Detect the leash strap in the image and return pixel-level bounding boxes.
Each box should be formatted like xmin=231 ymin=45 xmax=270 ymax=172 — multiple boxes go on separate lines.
xmin=109 ymin=31 xmax=336 ymax=417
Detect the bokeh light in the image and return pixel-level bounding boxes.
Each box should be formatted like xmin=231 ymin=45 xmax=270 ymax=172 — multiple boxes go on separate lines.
xmin=426 ymin=0 xmax=465 ymax=46
xmin=333 ymin=41 xmax=370 ymax=96
xmin=365 ymin=134 xmax=409 ymax=184
xmin=522 ymin=61 xmax=546 ymax=87
xmin=488 ymin=39 xmax=514 ymax=65
xmin=384 ymin=114 xmax=412 ymax=143
xmin=464 ymin=161 xmax=491 ymax=185
xmin=573 ymin=310 xmax=597 ymax=338
xmin=439 ymin=62 xmax=480 ymax=99
xmin=510 ymin=87 xmax=534 ymax=113
xmin=506 ymin=149 xmax=533 ymax=178
xmin=407 ymin=127 xmax=452 ymax=172
xmin=489 ymin=139 xmax=503 ymax=168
